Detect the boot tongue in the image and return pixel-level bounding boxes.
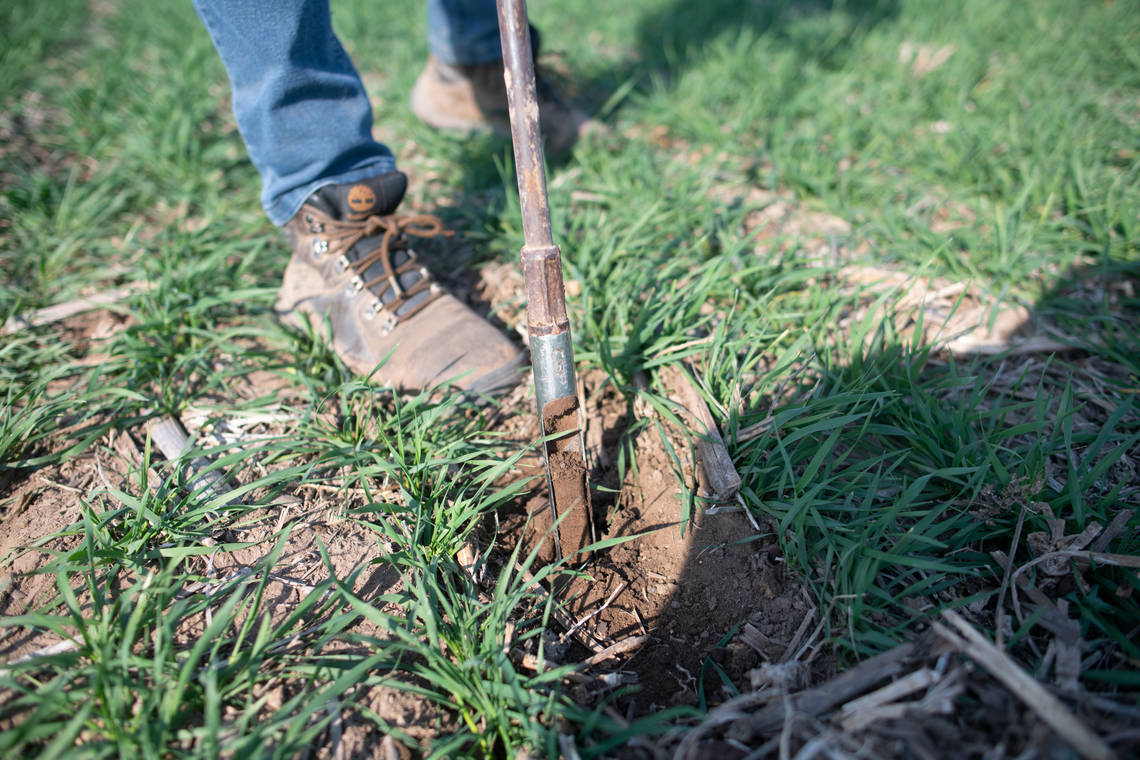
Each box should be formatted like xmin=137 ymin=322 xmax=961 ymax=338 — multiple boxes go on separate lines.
xmin=308 ymin=171 xmax=408 ymax=221
xmin=307 ymin=171 xmax=434 ymax=316
xmin=355 ymin=237 xmax=425 ymax=314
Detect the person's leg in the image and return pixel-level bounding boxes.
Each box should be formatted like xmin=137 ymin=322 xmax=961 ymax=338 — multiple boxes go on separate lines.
xmin=193 ymin=0 xmax=396 ymax=225
xmin=426 ymin=0 xmax=503 ymax=64
xmin=194 ymin=0 xmax=524 ymax=395
xmin=414 ymin=0 xmax=595 ymax=153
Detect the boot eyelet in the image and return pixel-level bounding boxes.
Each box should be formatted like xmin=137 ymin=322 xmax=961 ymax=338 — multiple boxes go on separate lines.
xmin=312 ymin=238 xmax=329 ymax=258
xmin=364 ymin=301 xmax=396 ymax=333
xmin=309 ymin=221 xmax=324 ymax=234
xmin=334 ymin=255 xmax=350 ymax=274
xmin=346 ymin=275 xmax=364 ymax=296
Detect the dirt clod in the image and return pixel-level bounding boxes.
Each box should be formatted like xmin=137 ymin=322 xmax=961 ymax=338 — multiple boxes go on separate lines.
xmin=546 ymin=450 xmax=592 ymax=561
xmin=530 ymin=395 xmax=594 ymax=563
xmin=541 ymin=394 xmax=580 ymax=445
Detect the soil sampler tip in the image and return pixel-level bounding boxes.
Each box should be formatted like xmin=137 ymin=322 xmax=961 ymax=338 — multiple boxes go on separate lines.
xmin=496 ymin=0 xmax=594 ymax=564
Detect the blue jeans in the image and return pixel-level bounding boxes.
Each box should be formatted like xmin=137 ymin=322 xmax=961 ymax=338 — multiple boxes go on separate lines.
xmin=193 ymin=0 xmax=502 ymax=225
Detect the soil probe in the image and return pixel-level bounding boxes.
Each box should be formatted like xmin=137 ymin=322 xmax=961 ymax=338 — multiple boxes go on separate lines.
xmin=496 ymin=0 xmax=594 ymax=563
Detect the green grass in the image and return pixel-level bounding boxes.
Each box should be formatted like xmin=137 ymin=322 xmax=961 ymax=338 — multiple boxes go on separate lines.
xmin=1 ymin=0 xmax=1138 ymax=756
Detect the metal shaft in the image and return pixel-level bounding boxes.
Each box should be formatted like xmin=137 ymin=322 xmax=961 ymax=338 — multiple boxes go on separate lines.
xmin=497 ymin=0 xmax=593 ymax=563
xmin=496 ymin=0 xmax=570 ymax=340
xmin=497 ymin=0 xmax=553 ymax=248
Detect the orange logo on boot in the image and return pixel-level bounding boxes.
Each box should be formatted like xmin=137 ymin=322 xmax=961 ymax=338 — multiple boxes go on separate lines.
xmin=346 ymin=184 xmax=377 ymax=218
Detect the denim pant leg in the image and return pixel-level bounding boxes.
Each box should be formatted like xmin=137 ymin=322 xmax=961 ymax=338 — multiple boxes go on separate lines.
xmin=193 ymin=0 xmax=397 ymax=226
xmin=426 ymin=0 xmax=503 ymax=64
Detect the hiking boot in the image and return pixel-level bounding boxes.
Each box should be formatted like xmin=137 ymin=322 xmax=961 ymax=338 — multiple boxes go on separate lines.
xmin=275 ymin=171 xmax=525 ymax=396
xmin=410 ymin=52 xmax=599 ymax=154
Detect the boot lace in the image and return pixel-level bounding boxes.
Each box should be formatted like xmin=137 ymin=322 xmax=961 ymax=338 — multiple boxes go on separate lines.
xmin=306 ymin=209 xmax=453 ymax=331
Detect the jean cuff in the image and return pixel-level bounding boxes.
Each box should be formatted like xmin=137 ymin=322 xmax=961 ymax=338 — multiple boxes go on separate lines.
xmin=427 ymin=32 xmax=503 ymax=65
xmin=263 ymin=156 xmax=399 ymax=226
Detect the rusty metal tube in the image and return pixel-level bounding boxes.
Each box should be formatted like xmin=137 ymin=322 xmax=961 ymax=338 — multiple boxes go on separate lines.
xmin=497 ymin=0 xmax=593 ymax=563
xmin=496 ymin=0 xmax=553 ymax=248
xmin=496 ymin=0 xmax=569 ymax=338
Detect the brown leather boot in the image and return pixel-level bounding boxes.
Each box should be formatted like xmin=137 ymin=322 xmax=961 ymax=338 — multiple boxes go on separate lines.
xmin=410 ymin=54 xmax=599 ymax=154
xmin=275 ymin=172 xmax=525 ymax=396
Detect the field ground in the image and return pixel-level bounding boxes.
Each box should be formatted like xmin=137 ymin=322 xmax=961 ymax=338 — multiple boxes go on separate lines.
xmin=2 ymin=0 xmax=1138 ymax=757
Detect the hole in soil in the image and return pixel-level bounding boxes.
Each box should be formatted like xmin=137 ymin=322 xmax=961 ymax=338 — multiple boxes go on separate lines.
xmin=488 ymin=370 xmax=811 ymax=714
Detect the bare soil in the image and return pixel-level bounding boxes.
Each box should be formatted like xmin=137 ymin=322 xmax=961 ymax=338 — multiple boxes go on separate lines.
xmin=0 ymin=389 xmax=452 ymax=752
xmin=3 ymin=247 xmax=1137 ymax=756
xmin=493 ymin=370 xmax=808 ymax=714
xmin=0 ymin=456 xmax=88 ymax=659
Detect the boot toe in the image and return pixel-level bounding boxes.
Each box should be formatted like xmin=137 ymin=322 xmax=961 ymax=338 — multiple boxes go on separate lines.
xmin=385 ymin=294 xmax=525 ymax=396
